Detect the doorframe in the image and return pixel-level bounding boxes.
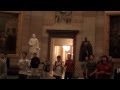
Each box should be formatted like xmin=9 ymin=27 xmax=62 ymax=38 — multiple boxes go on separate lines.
xmin=46 ymin=30 xmax=79 ymax=71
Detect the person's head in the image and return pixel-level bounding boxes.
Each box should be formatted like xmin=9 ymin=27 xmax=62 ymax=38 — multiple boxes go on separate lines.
xmin=22 ymin=52 xmax=27 ymax=59
xmin=57 ymin=55 xmax=61 ymax=62
xmin=101 ymin=55 xmax=108 ymax=64
xmin=33 ymin=53 xmax=37 ymax=57
xmin=89 ymin=55 xmax=95 ymax=61
xmin=85 ymin=56 xmax=89 ymax=61
xmin=67 ymin=54 xmax=71 ymax=60
xmin=32 ymin=34 xmax=36 ymax=38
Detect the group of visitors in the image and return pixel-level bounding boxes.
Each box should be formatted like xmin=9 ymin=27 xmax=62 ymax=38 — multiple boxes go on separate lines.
xmin=0 ymin=52 xmax=119 ymax=79
xmin=53 ymin=54 xmax=74 ymax=79
xmin=0 ymin=52 xmax=42 ymax=79
xmin=18 ymin=52 xmax=40 ymax=79
xmin=81 ymin=55 xmax=114 ymax=79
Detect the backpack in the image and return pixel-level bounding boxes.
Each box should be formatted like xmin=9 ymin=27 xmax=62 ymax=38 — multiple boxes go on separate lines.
xmin=44 ymin=64 xmax=50 ymax=72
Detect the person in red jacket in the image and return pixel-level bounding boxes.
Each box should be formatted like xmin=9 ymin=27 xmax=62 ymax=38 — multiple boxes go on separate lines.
xmin=96 ymin=55 xmax=113 ymax=79
xmin=64 ymin=54 xmax=74 ymax=79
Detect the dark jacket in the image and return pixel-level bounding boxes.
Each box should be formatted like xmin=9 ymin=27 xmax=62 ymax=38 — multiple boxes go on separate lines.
xmin=44 ymin=62 xmax=50 ymax=72
xmin=30 ymin=57 xmax=40 ymax=68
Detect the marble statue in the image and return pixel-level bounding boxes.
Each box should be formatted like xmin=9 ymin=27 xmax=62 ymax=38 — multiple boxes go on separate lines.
xmin=29 ymin=34 xmax=40 ymax=58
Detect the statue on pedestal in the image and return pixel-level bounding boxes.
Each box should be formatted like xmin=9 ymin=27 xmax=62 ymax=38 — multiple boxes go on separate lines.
xmin=29 ymin=34 xmax=40 ymax=58
xmin=79 ymin=37 xmax=93 ymax=61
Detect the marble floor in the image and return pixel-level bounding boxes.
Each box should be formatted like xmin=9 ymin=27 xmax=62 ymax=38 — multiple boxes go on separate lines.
xmin=7 ymin=75 xmax=18 ymax=79
xmin=6 ymin=75 xmax=83 ymax=79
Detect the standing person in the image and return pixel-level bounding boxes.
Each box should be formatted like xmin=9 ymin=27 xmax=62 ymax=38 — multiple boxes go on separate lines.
xmin=64 ymin=54 xmax=74 ymax=79
xmin=43 ymin=59 xmax=51 ymax=78
xmin=0 ymin=57 xmax=7 ymax=79
xmin=18 ymin=52 xmax=30 ymax=79
xmin=96 ymin=55 xmax=113 ymax=79
xmin=30 ymin=53 xmax=40 ymax=77
xmin=82 ymin=56 xmax=89 ymax=79
xmin=3 ymin=53 xmax=10 ymax=69
xmin=86 ymin=55 xmax=97 ymax=79
xmin=53 ymin=56 xmax=64 ymax=79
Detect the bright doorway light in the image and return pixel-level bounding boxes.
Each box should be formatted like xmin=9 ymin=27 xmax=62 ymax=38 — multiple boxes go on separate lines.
xmin=62 ymin=45 xmax=70 ymax=52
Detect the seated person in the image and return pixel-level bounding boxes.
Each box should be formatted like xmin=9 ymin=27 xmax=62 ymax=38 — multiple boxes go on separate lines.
xmin=86 ymin=55 xmax=97 ymax=79
xmin=96 ymin=55 xmax=113 ymax=79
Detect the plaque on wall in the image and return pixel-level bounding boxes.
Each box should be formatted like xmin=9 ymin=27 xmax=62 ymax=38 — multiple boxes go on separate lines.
xmin=109 ymin=16 xmax=120 ymax=58
xmin=0 ymin=12 xmax=18 ymax=54
xmin=55 ymin=11 xmax=72 ymax=24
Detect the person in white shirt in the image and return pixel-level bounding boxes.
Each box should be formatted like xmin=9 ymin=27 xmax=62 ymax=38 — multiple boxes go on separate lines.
xmin=18 ymin=52 xmax=30 ymax=79
xmin=53 ymin=56 xmax=64 ymax=79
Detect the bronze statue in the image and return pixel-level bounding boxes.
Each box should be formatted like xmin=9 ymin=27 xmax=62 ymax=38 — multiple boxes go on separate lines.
xmin=79 ymin=37 xmax=93 ymax=61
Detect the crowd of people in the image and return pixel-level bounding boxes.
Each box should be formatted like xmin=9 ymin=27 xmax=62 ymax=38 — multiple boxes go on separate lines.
xmin=0 ymin=51 xmax=119 ymax=79
xmin=0 ymin=52 xmax=74 ymax=79
xmin=81 ymin=55 xmax=114 ymax=79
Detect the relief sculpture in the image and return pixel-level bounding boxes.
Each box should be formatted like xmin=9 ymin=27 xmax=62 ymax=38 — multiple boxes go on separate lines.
xmin=55 ymin=11 xmax=72 ymax=24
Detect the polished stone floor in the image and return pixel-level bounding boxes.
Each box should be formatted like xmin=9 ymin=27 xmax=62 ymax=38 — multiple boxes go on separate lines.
xmin=6 ymin=75 xmax=84 ymax=79
xmin=7 ymin=75 xmax=18 ymax=79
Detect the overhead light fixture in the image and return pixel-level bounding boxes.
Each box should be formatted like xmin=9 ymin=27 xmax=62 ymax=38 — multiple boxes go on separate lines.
xmin=63 ymin=45 xmax=70 ymax=52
